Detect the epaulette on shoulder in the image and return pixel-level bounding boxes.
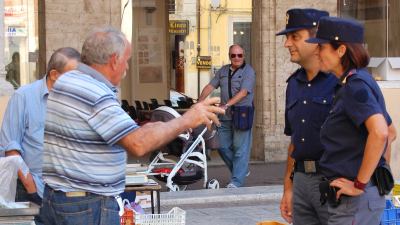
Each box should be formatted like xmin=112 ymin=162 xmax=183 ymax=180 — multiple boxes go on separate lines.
xmin=286 ymin=68 xmax=302 ymax=83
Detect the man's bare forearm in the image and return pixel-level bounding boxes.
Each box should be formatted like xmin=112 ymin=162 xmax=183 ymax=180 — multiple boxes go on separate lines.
xmin=119 ymin=116 xmax=191 ymax=157
xmin=119 ymin=97 xmax=224 ymax=157
xmin=5 ymin=150 xmax=37 ymax=193
xmin=283 ymin=143 xmax=295 ymax=192
xmin=199 ymin=84 xmax=215 ymax=101
xmin=226 ymin=89 xmax=248 ymax=106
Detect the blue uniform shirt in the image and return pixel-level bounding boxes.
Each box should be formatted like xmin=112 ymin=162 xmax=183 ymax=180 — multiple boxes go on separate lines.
xmin=0 ymin=77 xmax=48 ymax=198
xmin=284 ymin=68 xmax=337 ymax=161
xmin=210 ymin=63 xmax=255 ymax=120
xmin=319 ymin=68 xmax=391 ymax=179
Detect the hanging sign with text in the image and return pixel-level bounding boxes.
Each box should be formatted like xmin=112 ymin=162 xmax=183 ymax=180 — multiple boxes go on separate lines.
xmin=196 ymin=56 xmax=212 ymax=69
xmin=169 ymin=20 xmax=189 ymax=35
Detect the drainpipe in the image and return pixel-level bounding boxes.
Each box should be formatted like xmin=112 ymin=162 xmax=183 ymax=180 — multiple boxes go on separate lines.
xmin=208 ymin=4 xmax=211 ymax=56
xmin=197 ymin=0 xmax=201 ymax=98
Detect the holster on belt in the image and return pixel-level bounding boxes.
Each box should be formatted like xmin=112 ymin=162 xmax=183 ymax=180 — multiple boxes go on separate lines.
xmin=372 ymin=163 xmax=394 ymax=196
xmin=319 ymin=178 xmax=341 ymax=207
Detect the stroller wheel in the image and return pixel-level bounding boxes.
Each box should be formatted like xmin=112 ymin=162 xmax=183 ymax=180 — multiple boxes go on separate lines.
xmin=179 ymin=185 xmax=188 ymax=191
xmin=206 ymin=179 xmax=220 ymax=190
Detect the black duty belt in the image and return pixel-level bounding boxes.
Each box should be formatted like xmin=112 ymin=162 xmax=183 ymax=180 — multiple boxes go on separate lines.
xmin=294 ymin=160 xmax=319 ymax=173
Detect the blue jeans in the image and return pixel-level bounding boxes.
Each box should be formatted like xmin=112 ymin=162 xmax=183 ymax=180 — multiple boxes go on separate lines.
xmin=41 ymin=185 xmax=120 ymax=225
xmin=16 ymin=180 xmax=44 ymax=225
xmin=217 ymin=119 xmax=252 ymax=187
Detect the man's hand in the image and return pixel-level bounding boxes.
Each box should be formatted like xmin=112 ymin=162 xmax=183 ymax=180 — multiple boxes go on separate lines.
xmin=181 ymin=97 xmax=225 ymax=130
xmin=330 ymin=178 xmax=364 ymax=199
xmin=5 ymin=150 xmax=20 ymax=157
xmin=5 ymin=150 xmax=37 ymax=194
xmin=119 ymin=97 xmax=225 ymax=157
xmin=280 ymin=190 xmax=293 ymax=223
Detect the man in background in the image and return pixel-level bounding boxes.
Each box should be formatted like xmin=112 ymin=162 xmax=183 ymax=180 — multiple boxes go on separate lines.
xmin=0 ymin=47 xmax=81 ymax=225
xmin=199 ymin=44 xmax=255 ymax=188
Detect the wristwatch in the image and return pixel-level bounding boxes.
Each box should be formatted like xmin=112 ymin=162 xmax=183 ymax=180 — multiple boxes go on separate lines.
xmin=354 ymin=178 xmax=367 ymax=191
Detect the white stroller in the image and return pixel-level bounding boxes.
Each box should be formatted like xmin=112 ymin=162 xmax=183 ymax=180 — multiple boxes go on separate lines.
xmin=144 ymin=106 xmax=220 ymax=191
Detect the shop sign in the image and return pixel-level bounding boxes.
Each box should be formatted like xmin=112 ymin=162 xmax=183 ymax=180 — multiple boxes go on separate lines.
xmin=6 ymin=26 xmax=27 ymax=37
xmin=196 ymin=56 xmax=212 ymax=69
xmin=169 ymin=20 xmax=189 ymax=35
xmin=4 ymin=5 xmax=26 ymax=17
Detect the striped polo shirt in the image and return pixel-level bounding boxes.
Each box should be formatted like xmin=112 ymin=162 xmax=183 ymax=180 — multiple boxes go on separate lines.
xmin=42 ymin=63 xmax=138 ymax=196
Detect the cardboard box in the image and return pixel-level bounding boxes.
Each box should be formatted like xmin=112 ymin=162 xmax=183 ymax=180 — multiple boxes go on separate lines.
xmin=135 ymin=191 xmax=152 ymax=209
xmin=369 ymin=57 xmax=400 ymax=81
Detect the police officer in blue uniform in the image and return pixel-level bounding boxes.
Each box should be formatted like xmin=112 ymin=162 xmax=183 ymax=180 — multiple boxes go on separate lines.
xmin=276 ymin=8 xmax=336 ymax=225
xmin=307 ymin=16 xmax=397 ymax=225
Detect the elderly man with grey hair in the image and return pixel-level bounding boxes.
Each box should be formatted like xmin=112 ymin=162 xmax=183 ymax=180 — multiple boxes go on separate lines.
xmin=0 ymin=47 xmax=81 ymax=225
xmin=40 ymin=27 xmax=224 ymax=225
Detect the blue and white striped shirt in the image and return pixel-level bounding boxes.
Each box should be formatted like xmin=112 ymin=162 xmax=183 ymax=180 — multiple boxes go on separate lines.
xmin=42 ymin=63 xmax=138 ymax=196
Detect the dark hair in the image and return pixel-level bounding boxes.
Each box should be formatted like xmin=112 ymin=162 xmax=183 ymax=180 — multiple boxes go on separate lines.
xmin=330 ymin=41 xmax=369 ymax=72
xmin=12 ymin=52 xmax=19 ymax=62
xmin=46 ymin=47 xmax=81 ymax=77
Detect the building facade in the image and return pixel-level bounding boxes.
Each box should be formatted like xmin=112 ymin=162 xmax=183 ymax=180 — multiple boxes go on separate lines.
xmin=1 ymin=0 xmax=400 ymax=178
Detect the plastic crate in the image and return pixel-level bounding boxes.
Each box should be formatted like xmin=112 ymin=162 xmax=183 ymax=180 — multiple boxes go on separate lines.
xmin=135 ymin=207 xmax=185 ymax=225
xmin=393 ymin=184 xmax=400 ymax=196
xmin=380 ymin=199 xmax=400 ymax=225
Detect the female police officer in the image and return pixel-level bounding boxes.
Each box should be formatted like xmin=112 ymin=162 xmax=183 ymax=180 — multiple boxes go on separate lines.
xmin=306 ymin=17 xmax=396 ymax=225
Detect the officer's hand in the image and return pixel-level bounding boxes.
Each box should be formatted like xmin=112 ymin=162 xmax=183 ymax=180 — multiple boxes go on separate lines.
xmin=280 ymin=190 xmax=293 ymax=223
xmin=330 ymin=178 xmax=364 ymax=199
xmin=182 ymin=97 xmax=225 ymax=130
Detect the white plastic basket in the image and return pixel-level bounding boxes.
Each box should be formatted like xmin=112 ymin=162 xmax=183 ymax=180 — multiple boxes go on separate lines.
xmin=135 ymin=207 xmax=186 ymax=225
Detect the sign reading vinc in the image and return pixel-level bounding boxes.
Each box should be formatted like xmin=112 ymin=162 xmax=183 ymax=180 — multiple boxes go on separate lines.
xmin=196 ymin=56 xmax=212 ymax=69
xmin=169 ymin=20 xmax=189 ymax=35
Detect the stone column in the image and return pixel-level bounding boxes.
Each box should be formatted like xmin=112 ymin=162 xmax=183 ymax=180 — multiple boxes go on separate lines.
xmin=251 ymin=0 xmax=289 ymax=162
xmin=0 ymin=0 xmax=15 ymax=96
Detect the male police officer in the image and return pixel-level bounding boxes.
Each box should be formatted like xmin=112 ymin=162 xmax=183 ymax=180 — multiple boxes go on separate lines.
xmin=276 ymin=8 xmax=337 ymax=225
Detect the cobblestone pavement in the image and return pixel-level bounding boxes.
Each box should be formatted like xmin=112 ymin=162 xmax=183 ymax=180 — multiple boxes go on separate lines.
xmin=159 ymin=200 xmax=286 ymax=225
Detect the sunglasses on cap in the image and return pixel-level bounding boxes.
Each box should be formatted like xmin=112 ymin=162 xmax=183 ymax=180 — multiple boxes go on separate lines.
xmin=230 ymin=53 xmax=243 ymax=58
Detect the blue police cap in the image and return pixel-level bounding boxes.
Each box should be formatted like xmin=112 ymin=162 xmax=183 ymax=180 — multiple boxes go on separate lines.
xmin=276 ymin=8 xmax=329 ymax=36
xmin=306 ymin=17 xmax=364 ymax=44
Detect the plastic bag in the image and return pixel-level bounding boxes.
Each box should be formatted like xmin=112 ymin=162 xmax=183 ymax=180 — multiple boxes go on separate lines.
xmin=0 ymin=155 xmax=30 ymax=206
xmin=119 ymin=198 xmax=143 ymax=225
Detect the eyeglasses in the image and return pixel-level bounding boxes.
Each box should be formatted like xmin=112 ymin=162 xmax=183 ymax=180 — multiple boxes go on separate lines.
xmin=230 ymin=54 xmax=243 ymax=59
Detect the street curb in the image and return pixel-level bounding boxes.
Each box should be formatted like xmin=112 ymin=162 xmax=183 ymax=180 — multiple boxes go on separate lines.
xmin=160 ymin=185 xmax=283 ymax=206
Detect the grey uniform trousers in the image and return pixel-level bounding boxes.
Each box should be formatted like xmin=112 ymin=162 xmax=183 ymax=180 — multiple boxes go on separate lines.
xmin=293 ymin=172 xmax=329 ymax=225
xmin=327 ymin=183 xmax=385 ymax=225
